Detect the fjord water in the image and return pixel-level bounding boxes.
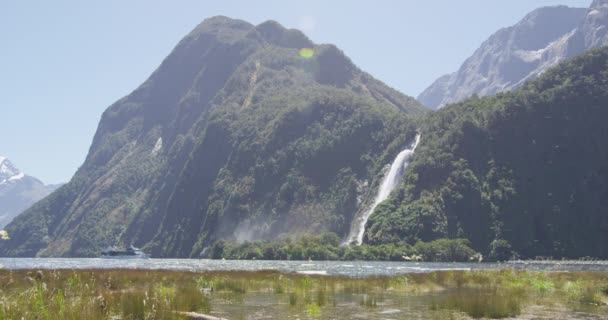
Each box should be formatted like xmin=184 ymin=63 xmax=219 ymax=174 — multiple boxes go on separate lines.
xmin=2 ymin=258 xmax=608 ymax=276
xmin=345 ymin=134 xmax=422 ymax=245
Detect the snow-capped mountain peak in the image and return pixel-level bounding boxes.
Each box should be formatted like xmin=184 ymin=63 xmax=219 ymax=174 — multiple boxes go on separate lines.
xmin=0 ymin=154 xmax=60 ymax=229
xmin=0 ymin=156 xmax=25 ymax=184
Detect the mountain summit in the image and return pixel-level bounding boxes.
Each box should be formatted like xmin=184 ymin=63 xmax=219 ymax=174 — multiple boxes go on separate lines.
xmin=0 ymin=156 xmax=59 ymax=229
xmin=0 ymin=156 xmax=24 ymax=183
xmin=418 ymin=3 xmax=608 ymax=109
xmin=0 ymin=17 xmax=425 ymax=257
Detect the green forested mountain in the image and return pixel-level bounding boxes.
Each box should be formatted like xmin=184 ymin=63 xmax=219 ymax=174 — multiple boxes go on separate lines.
xmin=4 ymin=16 xmax=608 ymax=261
xmin=367 ymin=46 xmax=608 ymax=259
xmin=0 ymin=17 xmax=424 ymax=257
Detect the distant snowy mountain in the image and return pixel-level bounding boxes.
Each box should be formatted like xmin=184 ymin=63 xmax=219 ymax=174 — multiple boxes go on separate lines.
xmin=0 ymin=156 xmax=59 ymax=228
xmin=0 ymin=156 xmax=24 ymax=183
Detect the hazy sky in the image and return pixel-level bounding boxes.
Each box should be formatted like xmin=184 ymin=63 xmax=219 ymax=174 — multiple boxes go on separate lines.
xmin=0 ymin=0 xmax=592 ymax=184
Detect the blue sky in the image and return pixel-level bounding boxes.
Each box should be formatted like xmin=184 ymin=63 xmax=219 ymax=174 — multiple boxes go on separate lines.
xmin=0 ymin=0 xmax=592 ymax=184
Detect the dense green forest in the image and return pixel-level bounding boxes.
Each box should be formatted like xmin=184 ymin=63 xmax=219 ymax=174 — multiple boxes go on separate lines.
xmin=209 ymin=233 xmax=480 ymax=262
xmin=366 ymin=46 xmax=608 ymax=260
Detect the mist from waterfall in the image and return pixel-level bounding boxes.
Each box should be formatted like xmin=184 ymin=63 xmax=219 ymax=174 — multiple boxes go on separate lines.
xmin=344 ymin=134 xmax=421 ymax=245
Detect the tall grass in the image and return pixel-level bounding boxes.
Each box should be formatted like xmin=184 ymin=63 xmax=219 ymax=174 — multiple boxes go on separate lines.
xmin=0 ymin=269 xmax=604 ymax=319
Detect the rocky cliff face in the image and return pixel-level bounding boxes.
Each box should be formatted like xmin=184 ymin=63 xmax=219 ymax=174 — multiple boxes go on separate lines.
xmin=418 ymin=2 xmax=608 ymax=109
xmin=0 ymin=156 xmax=58 ymax=229
xmin=0 ymin=17 xmax=425 ymax=257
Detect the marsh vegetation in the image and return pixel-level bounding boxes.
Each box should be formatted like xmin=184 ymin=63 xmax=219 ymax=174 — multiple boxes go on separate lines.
xmin=0 ymin=269 xmax=606 ymax=319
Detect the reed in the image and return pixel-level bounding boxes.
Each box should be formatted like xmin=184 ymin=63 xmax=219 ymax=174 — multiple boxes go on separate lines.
xmin=0 ymin=269 xmax=604 ymax=319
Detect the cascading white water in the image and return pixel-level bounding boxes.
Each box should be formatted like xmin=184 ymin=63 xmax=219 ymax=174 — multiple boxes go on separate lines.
xmin=344 ymin=134 xmax=421 ymax=245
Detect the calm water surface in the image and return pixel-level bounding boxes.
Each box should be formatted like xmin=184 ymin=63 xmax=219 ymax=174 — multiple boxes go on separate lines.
xmin=1 ymin=258 xmax=608 ymax=276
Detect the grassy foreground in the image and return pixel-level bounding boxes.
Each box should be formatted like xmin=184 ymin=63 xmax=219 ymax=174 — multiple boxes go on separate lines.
xmin=0 ymin=269 xmax=605 ymax=319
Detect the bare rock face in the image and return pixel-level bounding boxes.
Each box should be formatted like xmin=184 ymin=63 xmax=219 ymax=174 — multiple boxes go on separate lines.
xmin=581 ymin=0 xmax=608 ymax=49
xmin=419 ymin=3 xmax=608 ymax=109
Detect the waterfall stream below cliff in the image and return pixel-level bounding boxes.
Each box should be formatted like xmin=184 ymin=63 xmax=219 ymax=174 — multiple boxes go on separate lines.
xmin=344 ymin=134 xmax=421 ymax=245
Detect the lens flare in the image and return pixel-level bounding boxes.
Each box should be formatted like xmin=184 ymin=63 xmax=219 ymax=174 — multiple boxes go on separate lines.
xmin=299 ymin=48 xmax=314 ymax=58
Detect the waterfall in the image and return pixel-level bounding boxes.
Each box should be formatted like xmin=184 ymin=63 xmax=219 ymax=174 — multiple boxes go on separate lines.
xmin=344 ymin=134 xmax=421 ymax=245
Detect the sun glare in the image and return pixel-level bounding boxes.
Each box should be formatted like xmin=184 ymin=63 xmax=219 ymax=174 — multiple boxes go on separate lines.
xmin=299 ymin=48 xmax=314 ymax=58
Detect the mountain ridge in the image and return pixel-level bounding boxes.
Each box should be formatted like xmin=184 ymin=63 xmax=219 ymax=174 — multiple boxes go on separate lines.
xmin=418 ymin=2 xmax=607 ymax=109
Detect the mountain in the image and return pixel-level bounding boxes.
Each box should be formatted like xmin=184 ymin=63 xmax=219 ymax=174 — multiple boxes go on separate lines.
xmin=367 ymin=46 xmax=608 ymax=259
xmin=0 ymin=17 xmax=426 ymax=257
xmin=418 ymin=1 xmax=608 ymax=109
xmin=0 ymin=156 xmax=59 ymax=229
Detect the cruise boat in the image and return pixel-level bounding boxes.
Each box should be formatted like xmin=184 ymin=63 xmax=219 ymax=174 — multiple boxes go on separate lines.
xmin=100 ymin=245 xmax=150 ymax=259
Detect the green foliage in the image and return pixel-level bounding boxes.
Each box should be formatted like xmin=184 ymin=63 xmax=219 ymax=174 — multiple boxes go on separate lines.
xmin=367 ymin=46 xmax=608 ymax=260
xmin=413 ymin=239 xmax=478 ymax=262
xmin=306 ymin=303 xmax=321 ymax=318
xmin=210 ymin=233 xmax=480 ymax=262
xmin=488 ymin=239 xmax=514 ymax=262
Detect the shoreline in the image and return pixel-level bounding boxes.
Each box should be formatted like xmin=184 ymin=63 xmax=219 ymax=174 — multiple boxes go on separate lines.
xmin=507 ymin=259 xmax=608 ymax=265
